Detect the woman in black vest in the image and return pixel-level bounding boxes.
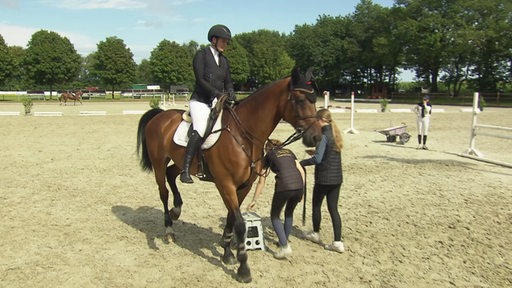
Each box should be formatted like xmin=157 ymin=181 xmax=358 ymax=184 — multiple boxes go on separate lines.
xmin=180 ymin=24 xmax=236 ymax=183
xmin=300 ymin=109 xmax=345 ymax=253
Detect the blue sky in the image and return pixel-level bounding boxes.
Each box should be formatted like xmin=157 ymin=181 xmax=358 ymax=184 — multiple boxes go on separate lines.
xmin=1 ymin=0 xmax=405 ymax=76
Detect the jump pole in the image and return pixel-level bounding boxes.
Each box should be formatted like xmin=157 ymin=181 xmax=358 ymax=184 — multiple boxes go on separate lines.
xmin=459 ymin=92 xmax=512 ymax=168
xmin=344 ymin=91 xmax=359 ymax=134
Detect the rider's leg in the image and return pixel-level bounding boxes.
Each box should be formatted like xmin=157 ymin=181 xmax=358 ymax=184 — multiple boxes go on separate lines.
xmin=180 ymin=100 xmax=208 ymax=184
xmin=180 ymin=130 xmax=202 ymax=183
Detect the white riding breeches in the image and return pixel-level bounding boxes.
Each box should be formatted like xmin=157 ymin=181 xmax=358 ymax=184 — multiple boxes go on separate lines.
xmin=189 ymin=100 xmax=212 ymax=137
xmin=416 ymin=116 xmax=430 ymax=136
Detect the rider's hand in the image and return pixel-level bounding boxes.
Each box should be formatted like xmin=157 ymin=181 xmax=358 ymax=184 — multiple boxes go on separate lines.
xmin=225 ymin=98 xmax=235 ymax=108
xmin=226 ymin=90 xmax=236 ymax=108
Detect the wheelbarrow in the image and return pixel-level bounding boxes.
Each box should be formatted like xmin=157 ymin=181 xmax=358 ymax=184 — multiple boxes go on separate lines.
xmin=375 ymin=124 xmax=411 ymax=145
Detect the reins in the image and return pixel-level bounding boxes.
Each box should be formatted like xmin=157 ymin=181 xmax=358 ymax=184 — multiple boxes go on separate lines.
xmin=220 ymin=84 xmax=318 ymax=179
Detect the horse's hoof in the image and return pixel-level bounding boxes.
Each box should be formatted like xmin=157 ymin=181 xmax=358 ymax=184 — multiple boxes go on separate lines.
xmin=165 ymin=227 xmax=176 ymax=242
xmin=170 ymin=207 xmax=181 ymax=221
xmin=235 ymin=272 xmax=252 ymax=283
xmin=222 ymin=255 xmax=237 ymax=265
xmin=236 ymin=275 xmax=252 ymax=283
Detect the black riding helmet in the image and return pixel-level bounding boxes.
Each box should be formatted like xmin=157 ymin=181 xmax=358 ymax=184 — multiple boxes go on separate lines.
xmin=208 ymin=24 xmax=231 ymax=42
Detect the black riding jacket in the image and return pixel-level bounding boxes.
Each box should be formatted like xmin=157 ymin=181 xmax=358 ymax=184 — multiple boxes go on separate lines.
xmin=190 ymin=47 xmax=234 ymax=106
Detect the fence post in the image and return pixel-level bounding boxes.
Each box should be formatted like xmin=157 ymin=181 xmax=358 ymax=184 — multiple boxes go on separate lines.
xmin=344 ymin=91 xmax=359 ymax=134
xmin=466 ymin=92 xmax=482 ymax=157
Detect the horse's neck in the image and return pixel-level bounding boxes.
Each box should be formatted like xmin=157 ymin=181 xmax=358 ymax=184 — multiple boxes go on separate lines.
xmin=236 ymin=80 xmax=289 ymax=140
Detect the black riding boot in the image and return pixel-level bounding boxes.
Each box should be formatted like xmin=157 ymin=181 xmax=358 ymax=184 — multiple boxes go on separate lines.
xmin=422 ymin=135 xmax=428 ymax=150
xmin=180 ymin=130 xmax=202 ymax=184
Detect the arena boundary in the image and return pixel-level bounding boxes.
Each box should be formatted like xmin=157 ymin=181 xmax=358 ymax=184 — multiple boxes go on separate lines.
xmin=80 ymin=110 xmax=107 ymax=116
xmin=34 ymin=111 xmax=63 ymax=117
xmin=0 ymin=111 xmax=20 ymax=116
xmin=459 ymin=92 xmax=512 ymax=168
xmin=122 ymin=110 xmax=146 ymax=115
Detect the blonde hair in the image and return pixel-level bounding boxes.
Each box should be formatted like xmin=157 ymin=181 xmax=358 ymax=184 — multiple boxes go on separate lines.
xmin=265 ymin=139 xmax=282 ymax=153
xmin=316 ymin=109 xmax=343 ymax=151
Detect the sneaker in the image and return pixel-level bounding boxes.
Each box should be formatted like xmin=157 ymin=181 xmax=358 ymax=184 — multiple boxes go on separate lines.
xmin=324 ymin=241 xmax=345 ymax=253
xmin=416 ymin=145 xmax=422 ymax=150
xmin=422 ymin=145 xmax=429 ymax=150
xmin=274 ymin=244 xmax=292 ymax=259
xmin=304 ymin=231 xmax=321 ymax=244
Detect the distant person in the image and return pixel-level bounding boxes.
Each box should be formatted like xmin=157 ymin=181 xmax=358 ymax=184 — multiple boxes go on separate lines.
xmin=180 ymin=24 xmax=236 ymax=184
xmin=412 ymin=95 xmax=432 ymax=150
xmin=300 ymin=108 xmax=345 ymax=253
xmin=247 ymin=139 xmax=305 ymax=259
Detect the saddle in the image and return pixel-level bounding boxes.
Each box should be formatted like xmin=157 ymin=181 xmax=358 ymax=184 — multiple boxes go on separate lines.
xmin=173 ymin=95 xmax=230 ymax=181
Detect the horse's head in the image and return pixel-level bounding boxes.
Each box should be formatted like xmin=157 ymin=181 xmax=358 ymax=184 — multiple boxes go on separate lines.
xmin=283 ymin=66 xmax=322 ymax=147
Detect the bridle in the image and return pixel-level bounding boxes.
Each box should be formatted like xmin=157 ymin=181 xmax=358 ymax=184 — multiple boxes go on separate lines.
xmin=278 ymin=86 xmax=318 ymax=148
xmin=220 ymin=80 xmax=319 ymax=179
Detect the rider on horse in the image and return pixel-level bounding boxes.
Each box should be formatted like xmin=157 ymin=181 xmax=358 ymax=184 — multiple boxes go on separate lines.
xmin=180 ymin=24 xmax=236 ymax=184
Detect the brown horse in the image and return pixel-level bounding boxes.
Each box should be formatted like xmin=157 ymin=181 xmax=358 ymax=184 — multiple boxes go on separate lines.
xmin=136 ymin=67 xmax=322 ymax=283
xmin=59 ymin=90 xmax=83 ymax=105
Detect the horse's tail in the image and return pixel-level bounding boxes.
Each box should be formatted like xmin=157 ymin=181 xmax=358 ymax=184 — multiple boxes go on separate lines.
xmin=136 ymin=108 xmax=164 ymax=172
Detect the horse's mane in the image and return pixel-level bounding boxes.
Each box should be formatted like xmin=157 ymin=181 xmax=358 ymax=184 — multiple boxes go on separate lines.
xmin=239 ymin=75 xmax=290 ymax=103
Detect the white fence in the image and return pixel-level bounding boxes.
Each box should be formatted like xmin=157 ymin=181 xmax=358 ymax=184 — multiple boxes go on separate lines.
xmin=460 ymin=92 xmax=512 ymax=168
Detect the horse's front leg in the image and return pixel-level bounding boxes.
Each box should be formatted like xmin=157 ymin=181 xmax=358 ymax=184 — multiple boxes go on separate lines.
xmin=221 ymin=211 xmax=236 ymax=265
xmin=233 ymin=210 xmax=251 ymax=283
xmin=221 ymin=210 xmax=251 ymax=282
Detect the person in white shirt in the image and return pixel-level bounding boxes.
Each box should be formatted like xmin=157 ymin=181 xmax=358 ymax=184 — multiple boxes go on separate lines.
xmin=413 ymin=95 xmax=432 ymax=150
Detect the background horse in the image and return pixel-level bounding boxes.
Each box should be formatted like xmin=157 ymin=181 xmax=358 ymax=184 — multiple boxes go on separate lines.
xmin=59 ymin=91 xmax=83 ymax=105
xmin=136 ymin=67 xmax=321 ymax=283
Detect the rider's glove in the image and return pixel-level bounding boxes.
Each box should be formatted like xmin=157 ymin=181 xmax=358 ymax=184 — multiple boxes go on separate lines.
xmin=225 ymin=91 xmax=236 ymax=108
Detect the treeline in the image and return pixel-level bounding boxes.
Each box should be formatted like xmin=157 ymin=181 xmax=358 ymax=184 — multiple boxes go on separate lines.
xmin=0 ymin=0 xmax=510 ymax=98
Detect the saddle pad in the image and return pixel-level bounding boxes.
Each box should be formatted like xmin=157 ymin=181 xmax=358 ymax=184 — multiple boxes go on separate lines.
xmin=173 ymin=110 xmax=223 ymax=149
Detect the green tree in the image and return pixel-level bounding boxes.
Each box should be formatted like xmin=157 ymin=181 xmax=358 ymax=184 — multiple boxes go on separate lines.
xmin=93 ymin=36 xmax=136 ymax=98
xmin=149 ymin=40 xmax=193 ymax=91
xmin=288 ymin=16 xmax=349 ymax=91
xmin=0 ymin=34 xmax=15 ymax=89
xmin=289 ymin=2 xmax=402 ymax=95
xmin=5 ymin=45 xmax=27 ymax=90
xmin=23 ymin=30 xmax=81 ymax=98
xmin=223 ymin=38 xmax=250 ymax=90
xmin=350 ymin=1 xmax=399 ymax=86
xmin=397 ymin=0 xmax=460 ymax=92
xmin=184 ymin=40 xmax=199 ymax=59
xmin=437 ymin=1 xmax=475 ymax=97
xmin=79 ymin=54 xmax=100 ymax=88
xmin=464 ymin=0 xmax=512 ymax=92
xmin=236 ymin=30 xmax=295 ymax=85
xmin=135 ymin=59 xmax=153 ymax=84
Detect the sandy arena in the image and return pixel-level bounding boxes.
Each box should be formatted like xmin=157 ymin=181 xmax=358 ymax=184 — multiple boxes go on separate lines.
xmin=1 ymin=101 xmax=511 ymax=287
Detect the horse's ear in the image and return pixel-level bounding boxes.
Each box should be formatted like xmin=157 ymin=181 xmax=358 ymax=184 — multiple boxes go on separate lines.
xmin=305 ymin=67 xmax=314 ymax=82
xmin=291 ymin=66 xmax=301 ymax=85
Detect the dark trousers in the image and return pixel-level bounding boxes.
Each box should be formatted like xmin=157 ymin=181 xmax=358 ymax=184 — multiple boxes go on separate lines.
xmin=270 ymin=188 xmax=303 ymax=247
xmin=312 ymin=183 xmax=342 ymax=242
